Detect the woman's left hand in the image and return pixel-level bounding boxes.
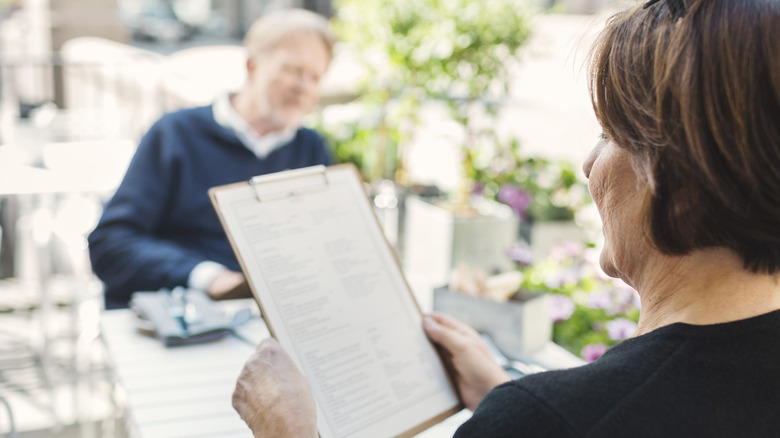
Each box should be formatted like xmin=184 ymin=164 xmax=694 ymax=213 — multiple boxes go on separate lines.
xmin=423 ymin=313 xmax=511 ymax=410
xmin=232 ymin=338 xmax=318 ymax=438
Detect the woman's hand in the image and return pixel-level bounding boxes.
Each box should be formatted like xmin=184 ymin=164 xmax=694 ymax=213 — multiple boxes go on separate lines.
xmin=232 ymin=338 xmax=318 ymax=438
xmin=423 ymin=313 xmax=511 ymax=411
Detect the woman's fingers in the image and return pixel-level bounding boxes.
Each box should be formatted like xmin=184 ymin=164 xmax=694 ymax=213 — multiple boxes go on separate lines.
xmin=423 ymin=313 xmax=511 ymax=410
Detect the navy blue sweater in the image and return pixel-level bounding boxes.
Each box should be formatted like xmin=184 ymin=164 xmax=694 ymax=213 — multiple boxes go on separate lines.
xmin=88 ymin=105 xmax=332 ymax=308
xmin=455 ymin=309 xmax=780 ymax=437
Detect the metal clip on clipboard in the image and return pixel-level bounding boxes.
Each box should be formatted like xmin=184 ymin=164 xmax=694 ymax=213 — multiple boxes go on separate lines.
xmin=248 ymin=165 xmax=329 ymax=202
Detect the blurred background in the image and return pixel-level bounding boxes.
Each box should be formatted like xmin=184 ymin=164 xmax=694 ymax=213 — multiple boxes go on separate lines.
xmin=0 ymin=0 xmax=625 ymax=436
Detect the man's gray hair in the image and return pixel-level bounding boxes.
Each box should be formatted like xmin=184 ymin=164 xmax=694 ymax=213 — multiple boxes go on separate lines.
xmin=244 ymin=8 xmax=336 ymax=60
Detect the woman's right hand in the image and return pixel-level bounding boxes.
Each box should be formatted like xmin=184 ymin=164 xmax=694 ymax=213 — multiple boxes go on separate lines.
xmin=232 ymin=338 xmax=318 ymax=438
xmin=423 ymin=313 xmax=511 ymax=411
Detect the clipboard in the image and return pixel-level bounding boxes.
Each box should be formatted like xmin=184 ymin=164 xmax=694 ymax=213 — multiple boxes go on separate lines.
xmin=209 ymin=164 xmax=462 ymax=438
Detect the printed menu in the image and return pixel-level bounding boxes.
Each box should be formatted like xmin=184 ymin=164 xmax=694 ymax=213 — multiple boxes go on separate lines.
xmin=209 ymin=164 xmax=461 ymax=438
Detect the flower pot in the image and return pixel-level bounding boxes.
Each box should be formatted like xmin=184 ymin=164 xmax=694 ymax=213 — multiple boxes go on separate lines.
xmin=530 ymin=220 xmax=585 ymax=262
xmin=402 ymin=196 xmax=519 ymax=287
xmin=433 ymin=287 xmax=552 ymax=358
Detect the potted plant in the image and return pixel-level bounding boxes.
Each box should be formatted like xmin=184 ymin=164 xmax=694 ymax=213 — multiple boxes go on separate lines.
xmin=508 ymin=240 xmax=641 ymax=361
xmin=326 ymin=0 xmax=536 ymax=282
xmin=471 ymin=138 xmax=594 ymax=260
xmin=331 ymin=0 xmax=533 ymax=187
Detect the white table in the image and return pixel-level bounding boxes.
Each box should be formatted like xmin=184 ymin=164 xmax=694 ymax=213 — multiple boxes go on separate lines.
xmin=100 ymin=299 xmax=473 ymax=438
xmin=101 ymin=300 xmax=264 ymax=438
xmin=100 ymin=281 xmax=585 ymax=438
xmin=99 ymin=264 xmax=586 ymax=438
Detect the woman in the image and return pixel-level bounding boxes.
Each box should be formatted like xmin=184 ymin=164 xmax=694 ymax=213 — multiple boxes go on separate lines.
xmin=232 ymin=0 xmax=780 ymax=436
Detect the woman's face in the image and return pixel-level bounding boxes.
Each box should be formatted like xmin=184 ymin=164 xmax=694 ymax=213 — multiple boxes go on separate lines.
xmin=582 ymin=134 xmax=650 ymax=282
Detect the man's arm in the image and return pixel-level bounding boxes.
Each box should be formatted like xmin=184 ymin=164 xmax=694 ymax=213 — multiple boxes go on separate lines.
xmin=88 ymin=123 xmax=205 ymax=305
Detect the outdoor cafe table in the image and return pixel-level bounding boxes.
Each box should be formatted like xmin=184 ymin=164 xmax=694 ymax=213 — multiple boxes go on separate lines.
xmin=100 ymin=299 xmax=474 ymax=438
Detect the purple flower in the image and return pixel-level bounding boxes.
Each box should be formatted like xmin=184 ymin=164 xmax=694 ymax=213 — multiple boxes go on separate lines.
xmin=612 ymin=279 xmax=641 ymax=310
xmin=605 ymin=318 xmax=637 ymax=340
xmin=607 ymin=284 xmax=640 ymax=315
xmin=548 ymin=241 xmax=585 ymax=262
xmin=586 ymin=290 xmax=611 ymax=310
xmin=543 ymin=273 xmax=564 ymax=290
xmin=550 ymin=294 xmax=575 ymax=322
xmin=632 ymin=291 xmax=642 ymax=310
xmin=507 ymin=241 xmax=533 ymax=266
xmin=497 ymin=184 xmax=532 ymax=218
xmin=581 ymin=343 xmax=608 ymax=362
xmin=562 ymin=268 xmax=580 ymax=286
xmin=586 ymin=285 xmax=640 ymax=315
xmin=543 ymin=268 xmax=578 ymax=289
xmin=595 ymin=266 xmax=613 ymax=282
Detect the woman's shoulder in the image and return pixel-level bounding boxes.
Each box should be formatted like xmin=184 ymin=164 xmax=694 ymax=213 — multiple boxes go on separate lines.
xmin=454 ymin=378 xmax=578 ymax=437
xmin=467 ymin=316 xmax=780 ymax=437
xmin=456 ymin=354 xmax=661 ymax=437
xmin=455 ymin=332 xmax=683 ymax=437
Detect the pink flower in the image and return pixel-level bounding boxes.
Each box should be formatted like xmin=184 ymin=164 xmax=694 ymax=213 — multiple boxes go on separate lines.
xmin=507 ymin=241 xmax=533 ymax=266
xmin=550 ymin=294 xmax=575 ymax=322
xmin=497 ymin=184 xmax=532 ymax=218
xmin=608 ymin=284 xmax=640 ymax=315
xmin=606 ymin=318 xmax=637 ymax=340
xmin=633 ymin=292 xmax=642 ymax=310
xmin=548 ymin=241 xmax=584 ymax=262
xmin=586 ymin=290 xmax=611 ymax=310
xmin=586 ymin=285 xmax=640 ymax=315
xmin=581 ymin=343 xmax=608 ymax=362
xmin=610 ymin=279 xmax=641 ymax=310
xmin=543 ymin=268 xmax=578 ymax=289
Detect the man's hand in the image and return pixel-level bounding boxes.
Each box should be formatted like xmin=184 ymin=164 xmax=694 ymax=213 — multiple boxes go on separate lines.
xmin=233 ymin=338 xmax=318 ymax=438
xmin=207 ymin=270 xmax=247 ymax=300
xmin=423 ymin=313 xmax=511 ymax=411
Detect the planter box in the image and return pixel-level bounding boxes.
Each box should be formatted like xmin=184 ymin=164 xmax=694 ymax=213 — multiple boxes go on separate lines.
xmin=433 ymin=287 xmax=552 ymax=358
xmin=403 ymin=196 xmax=519 ymax=287
xmin=530 ymin=220 xmax=585 ymax=262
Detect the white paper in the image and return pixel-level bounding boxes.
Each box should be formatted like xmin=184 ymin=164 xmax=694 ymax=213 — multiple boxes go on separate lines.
xmin=213 ymin=166 xmax=459 ymax=438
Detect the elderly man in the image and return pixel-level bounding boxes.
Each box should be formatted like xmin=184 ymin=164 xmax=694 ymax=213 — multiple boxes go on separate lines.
xmin=89 ymin=8 xmax=335 ymax=309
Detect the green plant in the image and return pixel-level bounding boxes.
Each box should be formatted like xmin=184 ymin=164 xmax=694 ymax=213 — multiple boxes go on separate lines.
xmin=314 ymin=104 xmax=402 ymax=182
xmin=508 ymin=240 xmax=640 ymax=361
xmin=329 ymin=0 xmax=535 ymax=193
xmin=470 ymin=138 xmax=592 ymax=222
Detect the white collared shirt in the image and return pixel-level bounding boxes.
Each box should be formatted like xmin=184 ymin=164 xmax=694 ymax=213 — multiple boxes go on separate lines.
xmin=212 ymin=93 xmax=296 ymax=159
xmin=188 ymin=94 xmax=298 ymax=291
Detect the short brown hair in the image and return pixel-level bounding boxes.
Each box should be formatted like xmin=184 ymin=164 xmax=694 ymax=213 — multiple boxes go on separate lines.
xmin=244 ymin=8 xmax=336 ymax=60
xmin=589 ymin=0 xmax=780 ymax=273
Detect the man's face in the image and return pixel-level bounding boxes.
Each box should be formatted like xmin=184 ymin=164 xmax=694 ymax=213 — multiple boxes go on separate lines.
xmin=246 ymin=31 xmax=331 ymax=130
